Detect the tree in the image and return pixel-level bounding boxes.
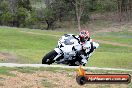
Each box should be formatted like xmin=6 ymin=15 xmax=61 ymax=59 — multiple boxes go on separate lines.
xmin=51 ymin=0 xmax=74 ymax=22
xmin=16 ymin=7 xmax=29 ymax=27
xmin=41 ymin=0 xmax=73 ymax=30
xmin=71 ymin=0 xmax=90 ymax=30
xmin=17 ymin=0 xmax=32 ymax=11
xmin=43 ymin=7 xmax=56 ymax=30
xmin=7 ymin=0 xmax=32 ymax=27
xmin=117 ymin=0 xmax=132 ymax=21
xmin=0 ymin=0 xmax=13 ymax=25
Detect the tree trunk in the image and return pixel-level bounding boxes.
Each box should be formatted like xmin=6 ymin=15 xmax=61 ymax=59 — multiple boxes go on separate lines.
xmin=117 ymin=0 xmax=122 ymax=21
xmin=45 ymin=20 xmax=54 ymax=30
xmin=77 ymin=16 xmax=81 ymax=30
xmin=46 ymin=23 xmax=50 ymax=30
xmin=75 ymin=0 xmax=80 ymax=30
xmin=75 ymin=0 xmax=85 ymax=30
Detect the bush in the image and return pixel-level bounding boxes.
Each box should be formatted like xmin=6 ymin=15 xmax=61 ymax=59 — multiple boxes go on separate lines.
xmin=1 ymin=11 xmax=13 ymax=25
xmin=25 ymin=10 xmax=39 ymax=28
xmin=0 ymin=0 xmax=13 ymax=25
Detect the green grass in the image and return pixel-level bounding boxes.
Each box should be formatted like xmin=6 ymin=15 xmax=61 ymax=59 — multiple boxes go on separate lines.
xmin=88 ymin=52 xmax=132 ymax=68
xmin=0 ymin=67 xmax=131 ymax=75
xmin=0 ymin=28 xmax=58 ymax=50
xmin=87 ymin=44 xmax=132 ymax=69
xmin=87 ymin=43 xmax=132 ymax=69
xmin=88 ymin=31 xmax=132 ymax=69
xmin=92 ymin=31 xmax=132 ymax=45
xmin=0 ymin=28 xmax=59 ymax=63
xmin=0 ymin=27 xmax=132 ymax=69
xmin=0 ymin=67 xmax=15 ymax=76
xmin=0 ymin=67 xmax=75 ymax=77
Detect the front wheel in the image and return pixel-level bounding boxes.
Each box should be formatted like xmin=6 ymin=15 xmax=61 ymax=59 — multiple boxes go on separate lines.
xmin=42 ymin=50 xmax=58 ymax=65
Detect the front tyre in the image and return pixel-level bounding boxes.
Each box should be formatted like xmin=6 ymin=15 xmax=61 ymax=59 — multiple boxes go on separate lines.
xmin=42 ymin=50 xmax=58 ymax=65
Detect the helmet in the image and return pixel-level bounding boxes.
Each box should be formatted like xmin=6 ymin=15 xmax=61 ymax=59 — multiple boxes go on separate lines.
xmin=79 ymin=30 xmax=90 ymax=43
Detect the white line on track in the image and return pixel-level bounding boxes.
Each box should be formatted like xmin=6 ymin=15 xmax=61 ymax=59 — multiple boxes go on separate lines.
xmin=0 ymin=63 xmax=132 ymax=72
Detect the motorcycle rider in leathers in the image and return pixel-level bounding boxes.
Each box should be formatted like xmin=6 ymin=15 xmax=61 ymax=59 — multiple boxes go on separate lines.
xmin=54 ymin=30 xmax=98 ymax=66
xmin=77 ymin=30 xmax=94 ymax=66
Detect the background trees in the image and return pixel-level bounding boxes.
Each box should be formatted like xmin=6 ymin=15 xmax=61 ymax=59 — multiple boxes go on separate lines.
xmin=0 ymin=0 xmax=33 ymax=27
xmin=0 ymin=0 xmax=131 ymax=30
xmin=0 ymin=0 xmax=13 ymax=26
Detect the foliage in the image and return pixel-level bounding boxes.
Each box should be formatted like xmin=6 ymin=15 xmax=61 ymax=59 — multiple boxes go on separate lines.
xmin=17 ymin=0 xmax=32 ymax=11
xmin=16 ymin=7 xmax=29 ymax=27
xmin=95 ymin=0 xmax=117 ymax=12
xmin=15 ymin=0 xmax=33 ymax=27
xmin=36 ymin=0 xmax=74 ymax=30
xmin=0 ymin=0 xmax=13 ymax=25
xmin=80 ymin=0 xmax=92 ymax=24
xmin=25 ymin=10 xmax=39 ymax=28
xmin=0 ymin=0 xmax=34 ymax=27
xmin=43 ymin=7 xmax=56 ymax=30
xmin=0 ymin=0 xmax=131 ymax=29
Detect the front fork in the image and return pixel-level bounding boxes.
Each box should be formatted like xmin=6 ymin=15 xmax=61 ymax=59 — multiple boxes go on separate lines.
xmin=54 ymin=48 xmax=63 ymax=61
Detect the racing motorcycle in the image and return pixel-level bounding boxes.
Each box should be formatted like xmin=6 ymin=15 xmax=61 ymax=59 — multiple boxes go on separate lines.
xmin=42 ymin=34 xmax=99 ymax=66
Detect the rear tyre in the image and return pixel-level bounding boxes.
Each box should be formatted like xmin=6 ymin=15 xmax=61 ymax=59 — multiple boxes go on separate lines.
xmin=42 ymin=50 xmax=58 ymax=65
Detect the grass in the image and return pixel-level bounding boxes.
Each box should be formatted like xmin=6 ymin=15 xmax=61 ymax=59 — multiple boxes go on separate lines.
xmin=88 ymin=52 xmax=132 ymax=68
xmin=0 ymin=28 xmax=58 ymax=50
xmin=0 ymin=27 xmax=132 ymax=69
xmin=87 ymin=43 xmax=132 ymax=69
xmin=0 ymin=66 xmax=131 ymax=75
xmin=92 ymin=31 xmax=132 ymax=45
xmin=0 ymin=66 xmax=75 ymax=78
xmin=41 ymin=79 xmax=57 ymax=88
xmin=13 ymin=67 xmax=37 ymax=73
xmin=88 ymin=31 xmax=132 ymax=69
xmin=1 ymin=66 xmax=74 ymax=75
xmin=97 ymin=43 xmax=132 ymax=53
xmin=0 ymin=67 xmax=16 ymax=76
xmin=0 ymin=28 xmax=59 ymax=63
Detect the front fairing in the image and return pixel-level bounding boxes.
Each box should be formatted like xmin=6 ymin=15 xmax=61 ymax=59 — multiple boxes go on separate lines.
xmin=57 ymin=34 xmax=82 ymax=53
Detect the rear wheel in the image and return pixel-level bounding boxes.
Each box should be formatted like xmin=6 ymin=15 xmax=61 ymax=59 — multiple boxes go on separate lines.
xmin=42 ymin=50 xmax=58 ymax=65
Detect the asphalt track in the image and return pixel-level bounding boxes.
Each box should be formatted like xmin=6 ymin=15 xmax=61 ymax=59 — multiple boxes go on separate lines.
xmin=0 ymin=63 xmax=132 ymax=72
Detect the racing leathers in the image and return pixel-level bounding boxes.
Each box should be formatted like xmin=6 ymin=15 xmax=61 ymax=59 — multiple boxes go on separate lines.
xmin=75 ymin=35 xmax=94 ymax=66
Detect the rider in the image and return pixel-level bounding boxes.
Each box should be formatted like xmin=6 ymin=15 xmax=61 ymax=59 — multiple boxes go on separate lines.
xmin=77 ymin=30 xmax=95 ymax=66
xmin=53 ymin=29 xmax=98 ymax=66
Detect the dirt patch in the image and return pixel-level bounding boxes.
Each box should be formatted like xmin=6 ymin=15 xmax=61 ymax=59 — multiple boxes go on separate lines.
xmin=88 ymin=21 xmax=132 ymax=35
xmin=91 ymin=27 xmax=123 ymax=35
xmin=0 ymin=52 xmax=18 ymax=63
xmin=0 ymin=71 xmax=82 ymax=88
xmin=0 ymin=70 xmax=131 ymax=88
xmin=128 ymin=30 xmax=132 ymax=32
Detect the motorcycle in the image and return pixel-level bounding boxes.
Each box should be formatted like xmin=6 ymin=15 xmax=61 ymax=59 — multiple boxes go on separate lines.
xmin=42 ymin=34 xmax=99 ymax=66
